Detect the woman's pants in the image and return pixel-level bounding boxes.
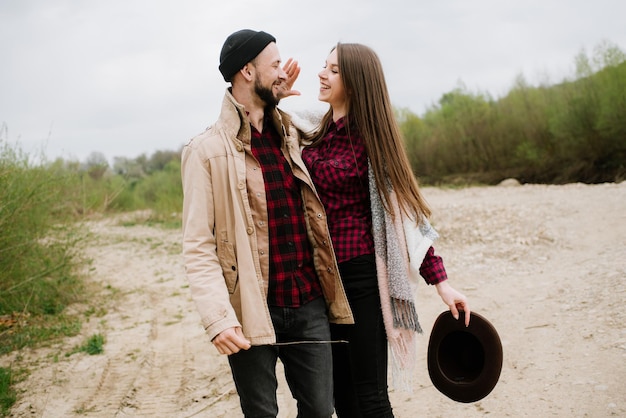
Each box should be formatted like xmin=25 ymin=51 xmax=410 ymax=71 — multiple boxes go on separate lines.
xmin=331 ymin=254 xmax=394 ymax=418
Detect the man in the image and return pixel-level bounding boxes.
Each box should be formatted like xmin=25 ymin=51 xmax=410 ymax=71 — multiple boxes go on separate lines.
xmin=181 ymin=29 xmax=353 ymax=417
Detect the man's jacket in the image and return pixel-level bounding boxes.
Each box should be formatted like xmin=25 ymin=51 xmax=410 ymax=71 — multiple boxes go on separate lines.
xmin=181 ymin=90 xmax=354 ymax=345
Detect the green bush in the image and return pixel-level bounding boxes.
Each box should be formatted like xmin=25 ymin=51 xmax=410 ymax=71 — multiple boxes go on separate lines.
xmin=0 ymin=141 xmax=88 ymax=357
xmin=134 ymin=159 xmax=182 ymax=217
xmin=400 ymin=40 xmax=626 ymax=184
xmin=0 ymin=144 xmax=85 ymax=318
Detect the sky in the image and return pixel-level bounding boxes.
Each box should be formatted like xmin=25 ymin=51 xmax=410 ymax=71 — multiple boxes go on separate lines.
xmin=1 ymin=0 xmax=625 ymax=163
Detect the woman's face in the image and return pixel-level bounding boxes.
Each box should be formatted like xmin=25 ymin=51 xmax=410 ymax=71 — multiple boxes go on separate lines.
xmin=318 ymin=48 xmax=347 ymax=119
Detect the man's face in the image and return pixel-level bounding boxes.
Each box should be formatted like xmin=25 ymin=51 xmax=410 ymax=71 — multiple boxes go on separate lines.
xmin=250 ymin=43 xmax=286 ymax=107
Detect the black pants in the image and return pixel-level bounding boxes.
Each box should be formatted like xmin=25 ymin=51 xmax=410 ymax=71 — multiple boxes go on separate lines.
xmin=228 ymin=297 xmax=334 ymax=418
xmin=331 ymin=254 xmax=394 ymax=418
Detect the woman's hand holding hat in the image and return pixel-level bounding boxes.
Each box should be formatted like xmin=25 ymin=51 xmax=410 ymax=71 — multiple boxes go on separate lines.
xmin=435 ymin=280 xmax=471 ymax=327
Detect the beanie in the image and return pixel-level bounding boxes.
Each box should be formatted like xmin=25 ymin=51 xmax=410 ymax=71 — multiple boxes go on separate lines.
xmin=219 ymin=29 xmax=276 ymax=82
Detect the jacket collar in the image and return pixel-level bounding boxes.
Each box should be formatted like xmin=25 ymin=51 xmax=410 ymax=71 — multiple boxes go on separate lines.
xmin=218 ymin=88 xmax=293 ymax=146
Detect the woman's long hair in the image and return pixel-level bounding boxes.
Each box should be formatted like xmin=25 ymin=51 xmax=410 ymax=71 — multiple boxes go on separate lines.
xmin=309 ymin=43 xmax=431 ymax=220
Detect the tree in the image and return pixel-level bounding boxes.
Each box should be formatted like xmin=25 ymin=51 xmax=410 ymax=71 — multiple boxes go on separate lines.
xmin=84 ymin=151 xmax=109 ymax=180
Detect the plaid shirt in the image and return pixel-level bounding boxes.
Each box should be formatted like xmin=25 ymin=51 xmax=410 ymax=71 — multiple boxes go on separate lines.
xmin=302 ymin=117 xmax=373 ymax=263
xmin=420 ymin=246 xmax=448 ymax=285
xmin=302 ymin=117 xmax=448 ymax=285
xmin=250 ymin=117 xmax=322 ymax=307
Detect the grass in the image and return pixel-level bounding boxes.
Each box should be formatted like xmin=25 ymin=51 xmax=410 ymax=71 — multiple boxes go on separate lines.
xmin=69 ymin=333 xmax=106 ymax=356
xmin=0 ymin=314 xmax=83 ymax=356
xmin=0 ymin=367 xmax=16 ymax=417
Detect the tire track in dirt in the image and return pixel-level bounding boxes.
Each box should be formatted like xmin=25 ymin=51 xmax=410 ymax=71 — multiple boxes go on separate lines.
xmin=2 ymin=215 xmax=234 ymax=417
xmin=73 ymin=221 xmax=190 ymax=417
xmin=75 ymin=218 xmax=242 ymax=417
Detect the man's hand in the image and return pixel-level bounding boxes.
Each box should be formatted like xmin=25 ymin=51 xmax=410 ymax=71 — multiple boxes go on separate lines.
xmin=277 ymin=58 xmax=301 ymax=99
xmin=435 ymin=280 xmax=471 ymax=327
xmin=212 ymin=326 xmax=251 ymax=355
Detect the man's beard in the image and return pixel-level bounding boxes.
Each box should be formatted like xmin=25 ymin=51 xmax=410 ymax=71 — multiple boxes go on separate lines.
xmin=255 ymin=77 xmax=280 ymax=108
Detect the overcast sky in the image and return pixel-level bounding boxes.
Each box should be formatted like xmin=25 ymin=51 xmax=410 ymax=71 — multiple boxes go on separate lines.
xmin=1 ymin=0 xmax=625 ymax=163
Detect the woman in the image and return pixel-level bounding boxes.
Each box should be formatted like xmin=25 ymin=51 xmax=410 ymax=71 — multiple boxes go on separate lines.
xmin=301 ymin=43 xmax=470 ymax=417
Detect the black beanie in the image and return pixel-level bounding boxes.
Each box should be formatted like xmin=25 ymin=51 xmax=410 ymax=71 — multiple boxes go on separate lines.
xmin=219 ymin=29 xmax=276 ymax=82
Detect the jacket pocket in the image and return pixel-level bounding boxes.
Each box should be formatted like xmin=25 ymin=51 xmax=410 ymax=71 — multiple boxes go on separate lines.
xmin=217 ymin=240 xmax=238 ymax=294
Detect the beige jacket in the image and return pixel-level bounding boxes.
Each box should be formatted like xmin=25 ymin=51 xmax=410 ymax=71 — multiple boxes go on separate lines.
xmin=181 ymin=90 xmax=353 ymax=345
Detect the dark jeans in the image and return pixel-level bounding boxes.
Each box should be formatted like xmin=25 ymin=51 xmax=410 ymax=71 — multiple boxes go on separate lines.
xmin=331 ymin=254 xmax=394 ymax=418
xmin=228 ymin=297 xmax=334 ymax=418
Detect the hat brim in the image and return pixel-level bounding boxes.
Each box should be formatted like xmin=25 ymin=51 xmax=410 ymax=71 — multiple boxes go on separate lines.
xmin=427 ymin=310 xmax=503 ymax=403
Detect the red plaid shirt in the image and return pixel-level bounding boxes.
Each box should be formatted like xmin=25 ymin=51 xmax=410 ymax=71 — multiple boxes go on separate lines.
xmin=301 ymin=117 xmax=373 ymax=263
xmin=250 ymin=117 xmax=322 ymax=307
xmin=302 ymin=117 xmax=448 ymax=285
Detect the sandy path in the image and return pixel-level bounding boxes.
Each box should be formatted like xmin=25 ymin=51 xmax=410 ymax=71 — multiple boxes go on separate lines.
xmin=2 ymin=182 xmax=625 ymax=417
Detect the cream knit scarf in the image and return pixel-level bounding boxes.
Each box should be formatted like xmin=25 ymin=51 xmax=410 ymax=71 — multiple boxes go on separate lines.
xmin=368 ymin=162 xmax=439 ymax=391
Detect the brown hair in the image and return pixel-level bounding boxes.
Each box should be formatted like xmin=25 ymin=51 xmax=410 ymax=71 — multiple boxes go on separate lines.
xmin=309 ymin=43 xmax=431 ymax=219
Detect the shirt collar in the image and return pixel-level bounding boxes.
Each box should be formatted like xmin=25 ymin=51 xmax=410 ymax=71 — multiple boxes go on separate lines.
xmin=330 ymin=116 xmax=348 ymax=133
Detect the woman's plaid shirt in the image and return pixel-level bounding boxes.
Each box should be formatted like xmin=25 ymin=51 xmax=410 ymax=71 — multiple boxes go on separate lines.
xmin=302 ymin=117 xmax=447 ymax=285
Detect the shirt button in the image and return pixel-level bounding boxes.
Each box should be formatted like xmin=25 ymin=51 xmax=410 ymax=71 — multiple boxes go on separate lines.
xmin=258 ymin=221 xmax=265 ymax=226
xmin=317 ymin=213 xmax=323 ymax=218
xmin=260 ymin=250 xmax=265 ymax=255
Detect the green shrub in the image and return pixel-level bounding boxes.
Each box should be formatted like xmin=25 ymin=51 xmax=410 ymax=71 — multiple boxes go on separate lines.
xmin=0 ymin=141 xmax=86 ymax=354
xmin=400 ymin=40 xmax=626 ymax=184
xmin=0 ymin=144 xmax=85 ymax=317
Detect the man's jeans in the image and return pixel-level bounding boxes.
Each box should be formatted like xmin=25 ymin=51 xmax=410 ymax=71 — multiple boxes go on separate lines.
xmin=228 ymin=297 xmax=334 ymax=418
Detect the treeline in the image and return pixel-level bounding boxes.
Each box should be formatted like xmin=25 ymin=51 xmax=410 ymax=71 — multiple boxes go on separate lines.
xmin=400 ymin=40 xmax=626 ymax=184
xmin=73 ymin=148 xmax=183 ymax=218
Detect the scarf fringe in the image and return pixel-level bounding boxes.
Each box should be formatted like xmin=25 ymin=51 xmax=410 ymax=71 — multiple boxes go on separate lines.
xmin=388 ymin=328 xmax=419 ymax=392
xmin=391 ymin=298 xmax=423 ymax=334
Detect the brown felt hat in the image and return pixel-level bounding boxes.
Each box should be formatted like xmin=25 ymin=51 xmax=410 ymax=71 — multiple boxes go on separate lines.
xmin=427 ymin=310 xmax=503 ymax=403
